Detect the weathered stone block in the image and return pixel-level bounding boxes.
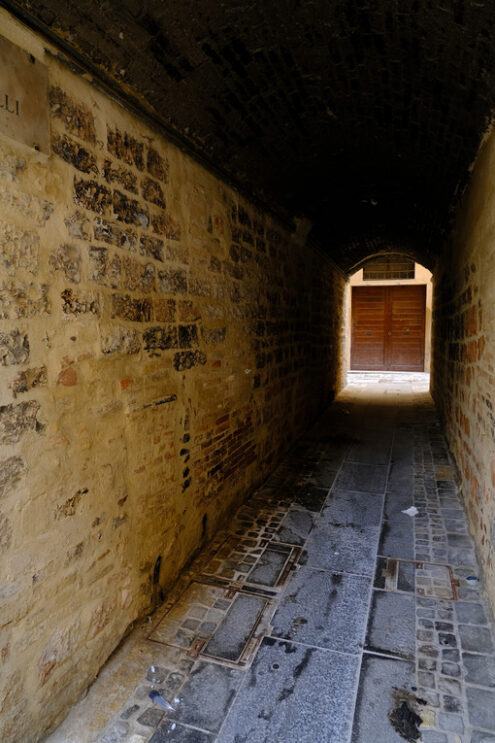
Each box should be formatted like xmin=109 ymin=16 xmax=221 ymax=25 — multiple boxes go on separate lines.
xmin=38 ymin=621 xmax=81 ymax=686
xmin=178 ymin=324 xmax=199 ymax=348
xmin=94 ymin=218 xmax=137 ymax=252
xmin=101 ymin=326 xmax=141 ymax=355
xmin=223 ymin=260 xmax=243 ymax=280
xmin=147 ymin=147 xmax=168 ymax=182
xmin=123 ymin=258 xmax=155 ymax=292
xmin=238 ymin=206 xmax=251 ymax=227
xmin=179 ymin=300 xmax=201 ymax=322
xmin=241 ymin=246 xmax=252 ymax=262
xmin=0 ymin=224 xmax=39 ymax=276
xmin=107 ymin=128 xmax=144 ymax=170
xmin=154 ymin=298 xmax=176 ymax=322
xmin=202 ymin=303 xmax=224 ymax=320
xmin=49 ymin=244 xmax=81 ymax=284
xmin=113 ymin=190 xmax=149 ymax=228
xmin=102 ymin=160 xmax=137 ymax=193
xmin=57 ymin=366 xmax=77 ymax=386
xmin=61 ymin=288 xmax=99 ymax=315
xmin=0 ymin=400 xmax=42 ymax=444
xmin=151 ymin=213 xmax=181 ymax=240
xmin=64 ymin=211 xmax=92 ymax=241
xmin=201 ymin=327 xmax=226 ymax=345
xmin=112 ymin=294 xmax=152 ymax=322
xmin=87 ymin=601 xmax=113 ymax=640
xmin=165 ymin=242 xmax=189 ymax=264
xmin=52 ymin=134 xmax=98 ymax=174
xmin=89 ymin=247 xmax=121 ymax=288
xmin=189 ymin=277 xmax=212 ymax=296
xmin=140 ymin=235 xmax=164 ymax=262
xmin=158 ymin=268 xmax=187 ymax=294
xmin=49 ymin=87 xmax=96 ymax=143
xmin=12 ymin=366 xmax=47 ymax=397
xmin=0 ymin=282 xmax=49 ymax=320
xmin=141 ymin=177 xmax=165 ymax=208
xmin=74 ymin=178 xmax=111 ymax=215
xmin=0 ymin=189 xmax=53 ymax=225
xmin=173 ymin=350 xmax=207 ymax=371
xmin=210 ymin=256 xmax=222 ymax=272
xmin=0 ymin=456 xmax=26 ymax=499
xmin=0 ymin=330 xmax=29 ymax=366
xmin=143 ymin=325 xmax=178 ymax=351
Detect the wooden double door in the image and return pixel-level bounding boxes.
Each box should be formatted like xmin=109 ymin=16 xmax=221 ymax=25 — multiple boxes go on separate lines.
xmin=351 ymin=285 xmax=426 ymax=371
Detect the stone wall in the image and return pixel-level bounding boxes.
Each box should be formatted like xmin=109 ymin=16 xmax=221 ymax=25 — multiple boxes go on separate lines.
xmin=432 ymin=124 xmax=495 ymax=614
xmin=0 ymin=16 xmax=345 ymax=743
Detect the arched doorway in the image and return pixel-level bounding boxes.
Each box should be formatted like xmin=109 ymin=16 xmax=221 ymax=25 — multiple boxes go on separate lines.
xmin=344 ymin=254 xmax=433 ymax=373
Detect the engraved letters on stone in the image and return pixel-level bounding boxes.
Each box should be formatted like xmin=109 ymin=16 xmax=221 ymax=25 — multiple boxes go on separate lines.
xmin=0 ymin=34 xmax=49 ymax=153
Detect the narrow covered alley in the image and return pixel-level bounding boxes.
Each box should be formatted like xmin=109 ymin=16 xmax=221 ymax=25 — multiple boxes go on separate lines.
xmin=2 ymin=3 xmax=495 ymax=743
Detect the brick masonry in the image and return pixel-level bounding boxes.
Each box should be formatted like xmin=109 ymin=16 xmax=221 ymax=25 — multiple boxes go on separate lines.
xmin=433 ymin=122 xmax=495 ymax=619
xmin=0 ymin=16 xmax=345 ymax=743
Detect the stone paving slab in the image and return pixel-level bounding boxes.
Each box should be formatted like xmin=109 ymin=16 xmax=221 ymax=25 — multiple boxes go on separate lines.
xmin=303 ymin=520 xmax=380 ymax=575
xmin=322 ymin=488 xmax=384 ymax=527
xmin=216 ymin=638 xmax=359 ymax=743
xmin=270 ymin=566 xmax=371 ymax=652
xmin=366 ymin=590 xmax=417 ymax=660
xmin=335 ymin=461 xmax=389 ymax=493
xmin=379 ymin=503 xmax=415 ymax=559
xmin=352 ymin=654 xmax=418 ymax=743
xmin=271 ymin=506 xmax=315 ymax=545
xmin=168 ymin=662 xmax=243 ymax=734
xmin=150 ymin=723 xmax=214 ymax=743
xmin=346 ymin=436 xmax=393 ymax=464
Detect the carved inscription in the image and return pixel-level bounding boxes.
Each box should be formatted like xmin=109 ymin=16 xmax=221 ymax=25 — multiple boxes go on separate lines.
xmin=0 ymin=35 xmax=49 ymax=153
xmin=0 ymin=95 xmax=20 ymax=116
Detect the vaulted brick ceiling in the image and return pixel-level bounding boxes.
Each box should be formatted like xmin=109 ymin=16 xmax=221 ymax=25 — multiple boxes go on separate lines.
xmin=6 ymin=0 xmax=495 ymax=271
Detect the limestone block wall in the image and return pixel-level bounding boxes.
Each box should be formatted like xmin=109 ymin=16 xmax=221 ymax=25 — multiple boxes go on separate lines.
xmin=0 ymin=16 xmax=345 ymax=743
xmin=432 ymin=123 xmax=495 ymax=614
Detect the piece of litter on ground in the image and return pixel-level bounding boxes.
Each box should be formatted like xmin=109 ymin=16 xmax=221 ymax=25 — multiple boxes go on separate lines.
xmin=466 ymin=575 xmax=479 ymax=584
xmin=171 ymin=723 xmax=176 ymax=731
xmin=149 ymin=690 xmax=175 ymax=711
xmin=402 ymin=506 xmax=419 ymax=517
xmin=174 ymin=697 xmax=180 ymax=704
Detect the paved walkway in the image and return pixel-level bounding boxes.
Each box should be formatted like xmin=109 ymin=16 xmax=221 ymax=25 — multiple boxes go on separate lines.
xmin=48 ymin=373 xmax=495 ymax=743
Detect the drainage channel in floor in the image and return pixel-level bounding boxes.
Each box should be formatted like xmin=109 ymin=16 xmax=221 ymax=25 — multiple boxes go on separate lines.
xmin=95 ymin=536 xmax=304 ymax=741
xmin=197 ymin=535 xmax=302 ymax=590
xmin=147 ymin=538 xmax=302 ymax=669
xmin=375 ymin=556 xmax=459 ymax=600
xmin=147 ymin=579 xmax=273 ymax=669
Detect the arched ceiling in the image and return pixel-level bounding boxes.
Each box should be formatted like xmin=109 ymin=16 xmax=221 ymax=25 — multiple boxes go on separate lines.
xmin=6 ymin=0 xmax=495 ymax=271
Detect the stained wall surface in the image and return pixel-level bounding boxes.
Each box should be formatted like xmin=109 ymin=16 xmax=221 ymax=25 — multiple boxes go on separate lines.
xmin=433 ymin=124 xmax=495 ymax=614
xmin=0 ymin=16 xmax=345 ymax=742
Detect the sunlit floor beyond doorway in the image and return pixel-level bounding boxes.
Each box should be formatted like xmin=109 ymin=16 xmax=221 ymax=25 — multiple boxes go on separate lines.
xmin=346 ymin=370 xmax=430 ymax=396
xmin=47 ymin=373 xmax=495 ymax=743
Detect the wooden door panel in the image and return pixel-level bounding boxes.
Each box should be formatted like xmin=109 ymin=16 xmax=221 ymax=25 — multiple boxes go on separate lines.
xmin=351 ymin=285 xmax=426 ymax=371
xmin=388 ymin=285 xmax=426 ymax=371
xmin=351 ymin=287 xmax=386 ymax=369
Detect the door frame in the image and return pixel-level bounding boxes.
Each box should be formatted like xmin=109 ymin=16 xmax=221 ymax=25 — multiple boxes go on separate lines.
xmin=350 ymin=284 xmax=427 ymax=371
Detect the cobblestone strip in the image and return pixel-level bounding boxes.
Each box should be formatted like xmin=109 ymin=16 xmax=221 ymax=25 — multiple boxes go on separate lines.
xmin=414 ymin=422 xmax=495 ymax=743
